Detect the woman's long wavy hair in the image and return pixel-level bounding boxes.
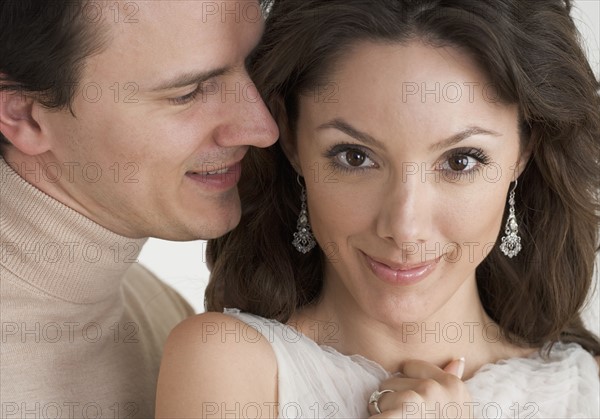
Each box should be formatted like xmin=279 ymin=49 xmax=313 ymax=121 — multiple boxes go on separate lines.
xmin=206 ymin=0 xmax=600 ymax=354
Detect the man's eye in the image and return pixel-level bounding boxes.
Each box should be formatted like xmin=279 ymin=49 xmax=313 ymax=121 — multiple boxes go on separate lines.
xmin=169 ymin=85 xmax=202 ymax=105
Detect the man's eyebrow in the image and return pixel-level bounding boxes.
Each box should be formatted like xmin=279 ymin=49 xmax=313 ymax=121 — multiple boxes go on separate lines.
xmin=429 ymin=127 xmax=501 ymax=151
xmin=317 ymin=118 xmax=386 ymax=149
xmin=150 ymin=67 xmax=232 ymax=91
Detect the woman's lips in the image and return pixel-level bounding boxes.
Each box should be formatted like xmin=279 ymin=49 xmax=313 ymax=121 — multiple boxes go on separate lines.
xmin=362 ymin=251 xmax=442 ymax=285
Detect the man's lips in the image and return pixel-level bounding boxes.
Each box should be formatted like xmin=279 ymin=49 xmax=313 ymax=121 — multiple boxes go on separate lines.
xmin=185 ymin=161 xmax=242 ymax=191
xmin=187 ymin=160 xmax=242 ymax=176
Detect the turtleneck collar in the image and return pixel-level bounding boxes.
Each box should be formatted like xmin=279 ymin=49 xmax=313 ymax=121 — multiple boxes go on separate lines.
xmin=0 ymin=157 xmax=147 ymax=304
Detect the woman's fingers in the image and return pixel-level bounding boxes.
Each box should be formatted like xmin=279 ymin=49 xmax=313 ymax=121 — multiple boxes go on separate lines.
xmin=401 ymin=358 xmax=465 ymax=380
xmin=443 ymin=357 xmax=466 ymax=379
xmin=368 ymin=358 xmax=470 ymax=418
xmin=401 ymin=359 xmax=442 ymax=379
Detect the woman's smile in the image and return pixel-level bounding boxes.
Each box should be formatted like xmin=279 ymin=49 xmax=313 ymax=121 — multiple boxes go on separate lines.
xmin=361 ymin=251 xmax=443 ymax=286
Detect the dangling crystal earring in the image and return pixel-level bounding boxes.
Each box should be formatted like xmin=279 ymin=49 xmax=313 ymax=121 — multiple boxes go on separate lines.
xmin=292 ymin=176 xmax=316 ymax=254
xmin=500 ymin=180 xmax=522 ymax=258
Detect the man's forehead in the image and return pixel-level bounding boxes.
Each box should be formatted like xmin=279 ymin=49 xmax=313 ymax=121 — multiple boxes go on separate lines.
xmin=101 ymin=1 xmax=264 ymax=49
xmin=79 ymin=0 xmax=264 ymax=88
xmin=105 ymin=1 xmax=264 ymax=26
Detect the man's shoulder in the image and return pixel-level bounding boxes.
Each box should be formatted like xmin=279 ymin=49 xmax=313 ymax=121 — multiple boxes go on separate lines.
xmin=121 ymin=263 xmax=196 ymax=322
xmin=122 ymin=262 xmax=166 ymax=286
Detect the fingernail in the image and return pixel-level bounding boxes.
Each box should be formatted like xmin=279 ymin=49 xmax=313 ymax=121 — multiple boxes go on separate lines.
xmin=457 ymin=357 xmax=466 ymax=379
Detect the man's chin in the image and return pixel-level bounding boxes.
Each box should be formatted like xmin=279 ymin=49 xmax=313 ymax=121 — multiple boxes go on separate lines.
xmin=185 ymin=200 xmax=243 ymax=241
xmin=199 ymin=211 xmax=242 ymax=240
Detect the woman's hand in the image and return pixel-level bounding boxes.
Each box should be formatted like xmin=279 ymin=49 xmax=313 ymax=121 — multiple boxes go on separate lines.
xmin=368 ymin=358 xmax=472 ymax=418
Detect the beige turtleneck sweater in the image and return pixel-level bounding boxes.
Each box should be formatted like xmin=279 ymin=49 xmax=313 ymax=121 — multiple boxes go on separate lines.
xmin=0 ymin=158 xmax=194 ymax=418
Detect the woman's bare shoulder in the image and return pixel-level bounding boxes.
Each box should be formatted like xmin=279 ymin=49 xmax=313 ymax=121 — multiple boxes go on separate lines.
xmin=156 ymin=312 xmax=278 ymax=418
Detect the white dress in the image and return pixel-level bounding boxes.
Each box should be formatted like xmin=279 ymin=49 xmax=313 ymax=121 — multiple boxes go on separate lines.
xmin=224 ymin=309 xmax=600 ymax=418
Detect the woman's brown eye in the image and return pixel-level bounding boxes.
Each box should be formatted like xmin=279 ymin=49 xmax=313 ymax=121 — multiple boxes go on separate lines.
xmin=448 ymin=155 xmax=469 ymax=171
xmin=346 ymin=150 xmax=366 ymax=167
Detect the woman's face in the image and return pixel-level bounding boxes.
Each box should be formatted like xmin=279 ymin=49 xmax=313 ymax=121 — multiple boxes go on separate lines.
xmin=292 ymin=41 xmax=527 ymax=324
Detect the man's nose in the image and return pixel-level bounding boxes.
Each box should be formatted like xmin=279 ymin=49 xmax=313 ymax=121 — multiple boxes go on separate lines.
xmin=213 ymin=79 xmax=279 ymax=149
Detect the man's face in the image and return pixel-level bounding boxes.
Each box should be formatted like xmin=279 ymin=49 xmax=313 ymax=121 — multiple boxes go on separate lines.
xmin=28 ymin=0 xmax=278 ymax=239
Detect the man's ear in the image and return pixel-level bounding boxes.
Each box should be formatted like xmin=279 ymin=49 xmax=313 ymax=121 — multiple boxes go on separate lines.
xmin=0 ymin=89 xmax=51 ymax=155
xmin=271 ymin=95 xmax=302 ymax=175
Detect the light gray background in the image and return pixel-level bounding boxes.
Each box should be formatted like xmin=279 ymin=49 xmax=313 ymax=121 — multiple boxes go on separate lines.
xmin=139 ymin=0 xmax=600 ymax=334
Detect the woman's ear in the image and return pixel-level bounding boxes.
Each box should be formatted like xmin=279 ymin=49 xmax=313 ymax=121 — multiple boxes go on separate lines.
xmin=514 ymin=149 xmax=532 ymax=181
xmin=0 ymin=89 xmax=51 ymax=156
xmin=272 ymin=95 xmax=302 ymax=176
xmin=512 ymin=122 xmax=535 ymax=181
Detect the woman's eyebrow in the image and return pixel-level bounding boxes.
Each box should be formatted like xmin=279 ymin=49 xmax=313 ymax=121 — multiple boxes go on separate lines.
xmin=317 ymin=118 xmax=385 ymax=149
xmin=317 ymin=119 xmax=501 ymax=151
xmin=429 ymin=127 xmax=502 ymax=152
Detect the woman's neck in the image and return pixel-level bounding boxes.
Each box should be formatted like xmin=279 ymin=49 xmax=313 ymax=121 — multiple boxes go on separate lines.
xmin=289 ymin=277 xmax=534 ymax=379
